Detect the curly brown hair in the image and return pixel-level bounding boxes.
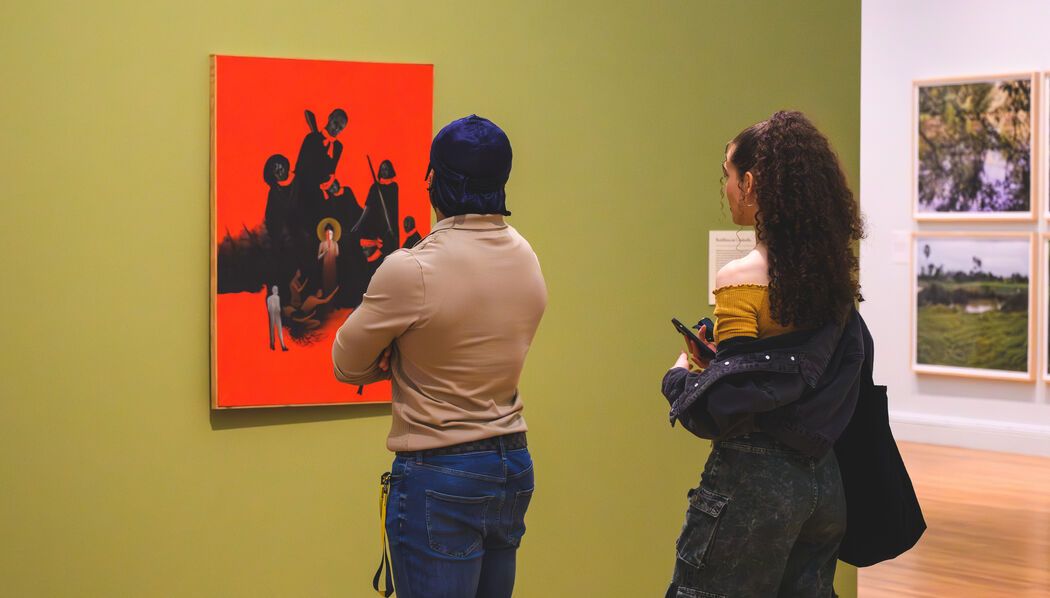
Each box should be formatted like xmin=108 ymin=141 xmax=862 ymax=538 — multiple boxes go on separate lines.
xmin=728 ymin=111 xmax=864 ymax=329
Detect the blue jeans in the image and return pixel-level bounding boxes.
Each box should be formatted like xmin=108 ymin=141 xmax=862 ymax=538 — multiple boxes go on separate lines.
xmin=667 ymin=433 xmax=846 ymax=598
xmin=385 ymin=445 xmax=534 ymax=598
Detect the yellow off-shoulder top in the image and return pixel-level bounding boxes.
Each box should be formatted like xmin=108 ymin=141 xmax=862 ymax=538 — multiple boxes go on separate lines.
xmin=712 ymin=284 xmax=796 ymax=343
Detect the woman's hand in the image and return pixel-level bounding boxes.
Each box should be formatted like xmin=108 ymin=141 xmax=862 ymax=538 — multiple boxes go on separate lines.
xmin=671 ymin=351 xmax=691 ymax=370
xmin=671 ymin=325 xmax=716 ymax=371
xmin=685 ymin=324 xmax=716 ymax=370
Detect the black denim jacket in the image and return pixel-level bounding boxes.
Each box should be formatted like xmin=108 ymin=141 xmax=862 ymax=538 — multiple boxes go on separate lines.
xmin=662 ymin=307 xmax=869 ymax=458
xmin=663 ymin=308 xmax=926 ymax=566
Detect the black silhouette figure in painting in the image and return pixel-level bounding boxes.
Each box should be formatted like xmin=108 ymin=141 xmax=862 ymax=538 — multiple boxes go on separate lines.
xmin=402 ymin=215 xmax=422 ymax=249
xmin=290 ymin=109 xmax=347 ymax=238
xmin=263 ymin=154 xmax=292 ymax=250
xmin=324 ymin=178 xmax=362 ymax=235
xmin=352 ymin=158 xmax=399 ymax=265
xmin=323 ymin=178 xmax=369 ymax=308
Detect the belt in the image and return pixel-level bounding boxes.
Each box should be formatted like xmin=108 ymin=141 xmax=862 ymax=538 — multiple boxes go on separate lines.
xmin=396 ymin=432 xmax=528 ymax=457
xmin=716 ymin=432 xmax=802 ymax=455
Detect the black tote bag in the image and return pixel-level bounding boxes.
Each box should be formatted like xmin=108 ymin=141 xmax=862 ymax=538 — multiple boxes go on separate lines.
xmin=834 ymin=374 xmax=927 ymax=567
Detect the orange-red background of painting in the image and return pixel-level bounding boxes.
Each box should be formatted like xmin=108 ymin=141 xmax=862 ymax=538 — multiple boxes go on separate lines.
xmin=212 ymin=55 xmax=433 ymax=408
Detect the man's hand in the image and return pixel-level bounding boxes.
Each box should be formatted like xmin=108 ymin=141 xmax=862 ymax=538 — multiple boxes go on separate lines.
xmin=378 ymin=347 xmax=393 ymax=371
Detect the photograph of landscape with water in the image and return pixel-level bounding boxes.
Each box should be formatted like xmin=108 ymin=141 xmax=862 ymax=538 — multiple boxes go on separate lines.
xmin=914 ymin=234 xmax=1033 ymax=379
xmin=915 ymin=74 xmax=1033 ymax=220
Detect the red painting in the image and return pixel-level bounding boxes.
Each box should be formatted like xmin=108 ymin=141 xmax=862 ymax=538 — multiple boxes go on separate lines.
xmin=210 ymin=55 xmax=433 ymax=408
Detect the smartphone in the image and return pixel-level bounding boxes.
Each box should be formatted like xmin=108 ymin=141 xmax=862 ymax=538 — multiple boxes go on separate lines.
xmin=672 ymin=317 xmax=716 ymax=360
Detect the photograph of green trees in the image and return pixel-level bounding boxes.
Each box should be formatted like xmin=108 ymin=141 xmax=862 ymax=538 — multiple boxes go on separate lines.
xmin=914 ymin=234 xmax=1033 ymax=379
xmin=915 ymin=75 xmax=1033 ymax=219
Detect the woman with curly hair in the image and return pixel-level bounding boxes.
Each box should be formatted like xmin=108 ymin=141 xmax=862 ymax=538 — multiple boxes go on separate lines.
xmin=661 ymin=111 xmax=865 ymax=597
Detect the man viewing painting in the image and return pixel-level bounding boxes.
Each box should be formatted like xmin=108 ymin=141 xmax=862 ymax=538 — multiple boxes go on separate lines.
xmin=332 ymin=115 xmax=546 ymax=598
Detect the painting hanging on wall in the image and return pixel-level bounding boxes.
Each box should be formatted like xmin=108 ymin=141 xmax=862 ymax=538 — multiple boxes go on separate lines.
xmin=913 ymin=73 xmax=1037 ymax=221
xmin=912 ymin=232 xmax=1035 ymax=381
xmin=211 ymin=55 xmax=433 ymax=408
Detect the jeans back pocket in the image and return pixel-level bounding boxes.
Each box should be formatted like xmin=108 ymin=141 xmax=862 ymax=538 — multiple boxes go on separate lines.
xmin=675 ymin=487 xmax=730 ymax=570
xmin=425 ymin=490 xmax=494 ymax=558
xmin=507 ymin=487 xmax=534 ymax=547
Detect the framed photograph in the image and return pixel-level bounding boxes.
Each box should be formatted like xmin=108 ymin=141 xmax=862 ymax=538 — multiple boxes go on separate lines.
xmin=1043 ymin=235 xmax=1050 ymax=381
xmin=211 ymin=55 xmax=433 ymax=408
xmin=912 ymin=232 xmax=1035 ymax=381
xmin=913 ymin=73 xmax=1037 ymax=221
xmin=1044 ymin=72 xmax=1050 ymax=220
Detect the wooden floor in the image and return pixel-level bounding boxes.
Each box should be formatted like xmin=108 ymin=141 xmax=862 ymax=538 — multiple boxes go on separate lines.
xmin=858 ymin=442 xmax=1050 ymax=597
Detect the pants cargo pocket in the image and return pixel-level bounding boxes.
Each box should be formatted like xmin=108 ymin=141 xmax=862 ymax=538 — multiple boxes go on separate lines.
xmin=675 ymin=486 xmax=730 ymax=570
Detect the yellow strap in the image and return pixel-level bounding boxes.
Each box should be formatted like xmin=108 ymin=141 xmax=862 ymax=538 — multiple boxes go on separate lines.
xmin=373 ymin=472 xmax=393 ymax=596
xmin=379 ymin=473 xmax=390 ymax=554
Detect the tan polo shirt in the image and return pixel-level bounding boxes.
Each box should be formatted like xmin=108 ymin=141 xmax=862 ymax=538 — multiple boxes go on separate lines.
xmin=332 ymin=214 xmax=547 ymax=451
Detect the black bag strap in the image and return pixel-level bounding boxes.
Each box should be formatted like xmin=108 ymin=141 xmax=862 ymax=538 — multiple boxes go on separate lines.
xmin=835 ymin=313 xmax=926 ymax=566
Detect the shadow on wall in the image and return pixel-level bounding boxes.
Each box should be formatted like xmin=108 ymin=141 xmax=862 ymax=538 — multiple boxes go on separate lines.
xmin=210 ymin=402 xmax=391 ymax=430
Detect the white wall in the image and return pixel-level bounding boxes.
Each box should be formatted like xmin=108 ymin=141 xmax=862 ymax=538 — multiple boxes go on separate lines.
xmin=861 ymin=0 xmax=1050 ymax=456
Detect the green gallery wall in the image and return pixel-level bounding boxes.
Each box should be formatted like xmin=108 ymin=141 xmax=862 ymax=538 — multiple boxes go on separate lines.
xmin=0 ymin=1 xmax=860 ymax=596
